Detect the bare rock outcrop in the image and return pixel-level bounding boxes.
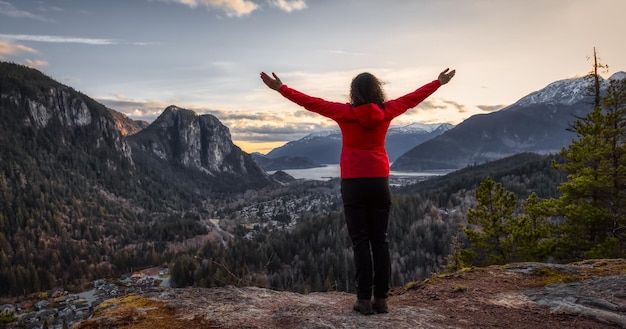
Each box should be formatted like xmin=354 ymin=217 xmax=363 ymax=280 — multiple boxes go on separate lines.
xmin=77 ymin=259 xmax=626 ymax=328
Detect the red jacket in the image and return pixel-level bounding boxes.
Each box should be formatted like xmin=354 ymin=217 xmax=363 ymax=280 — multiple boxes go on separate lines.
xmin=277 ymin=80 xmax=441 ymax=179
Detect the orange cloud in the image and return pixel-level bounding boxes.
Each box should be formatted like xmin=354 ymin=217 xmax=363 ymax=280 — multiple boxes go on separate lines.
xmin=24 ymin=59 xmax=48 ymax=68
xmin=0 ymin=40 xmax=36 ymax=56
xmin=477 ymin=104 xmax=506 ymax=112
xmin=160 ymin=0 xmax=259 ymax=17
xmin=268 ymin=0 xmax=307 ymax=12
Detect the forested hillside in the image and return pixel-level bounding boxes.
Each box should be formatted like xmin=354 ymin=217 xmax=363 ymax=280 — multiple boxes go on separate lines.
xmin=0 ymin=63 xmax=265 ymax=297
xmin=398 ymin=152 xmax=566 ymax=201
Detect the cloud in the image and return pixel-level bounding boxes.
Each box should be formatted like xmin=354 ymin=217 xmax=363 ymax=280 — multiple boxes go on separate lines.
xmin=293 ymin=110 xmax=320 ymax=119
xmin=319 ymin=49 xmax=365 ymax=56
xmin=97 ymin=95 xmax=170 ymax=122
xmin=204 ymin=108 xmax=335 ymax=138
xmin=477 ymin=104 xmax=506 ymax=112
xmin=0 ymin=34 xmax=117 ymax=45
xmin=416 ymin=99 xmax=447 ymax=111
xmin=442 ymin=99 xmax=468 ymax=114
xmin=268 ymin=0 xmax=307 ymax=12
xmin=24 ymin=59 xmax=48 ymax=68
xmin=0 ymin=40 xmax=47 ymax=71
xmin=159 ymin=0 xmax=259 ymax=17
xmin=0 ymin=0 xmax=48 ymax=21
xmin=228 ymin=121 xmax=332 ymax=142
xmin=418 ymin=99 xmax=468 ymax=113
xmin=0 ymin=40 xmax=36 ymax=56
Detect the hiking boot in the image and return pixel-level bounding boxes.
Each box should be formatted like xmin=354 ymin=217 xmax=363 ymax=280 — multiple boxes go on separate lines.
xmin=353 ymin=299 xmax=374 ymax=315
xmin=372 ymin=297 xmax=388 ymax=313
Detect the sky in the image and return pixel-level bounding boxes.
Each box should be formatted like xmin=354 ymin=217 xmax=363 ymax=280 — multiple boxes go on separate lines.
xmin=1 ymin=0 xmax=625 ymax=154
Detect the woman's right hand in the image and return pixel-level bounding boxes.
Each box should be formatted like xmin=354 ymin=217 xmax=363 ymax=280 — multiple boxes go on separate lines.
xmin=260 ymin=72 xmax=283 ymax=90
xmin=438 ymin=68 xmax=456 ymax=85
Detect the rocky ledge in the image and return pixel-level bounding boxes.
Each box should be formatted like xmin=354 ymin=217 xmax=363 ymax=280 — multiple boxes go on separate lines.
xmin=76 ymin=259 xmax=626 ymax=329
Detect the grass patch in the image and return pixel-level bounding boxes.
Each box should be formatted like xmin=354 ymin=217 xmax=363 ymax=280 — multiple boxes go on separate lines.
xmin=533 ymin=267 xmax=590 ymax=285
xmin=81 ymin=295 xmax=191 ymax=329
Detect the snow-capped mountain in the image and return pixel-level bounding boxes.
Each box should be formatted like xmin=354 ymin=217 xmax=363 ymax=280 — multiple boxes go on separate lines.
xmin=515 ymin=71 xmax=625 ymax=107
xmin=609 ymin=71 xmax=626 ymax=81
xmin=266 ymin=122 xmax=453 ymax=164
xmin=300 ymin=129 xmax=341 ymax=141
xmin=392 ymin=72 xmax=625 ymax=171
xmin=515 ymin=76 xmax=598 ymax=106
xmin=389 ymin=122 xmax=453 ymax=135
xmin=300 ymin=122 xmax=449 ymax=141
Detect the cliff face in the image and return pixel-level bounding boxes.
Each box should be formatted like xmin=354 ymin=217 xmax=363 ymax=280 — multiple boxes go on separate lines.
xmin=0 ymin=62 xmax=132 ymax=167
xmin=107 ymin=108 xmax=147 ymax=136
xmin=76 ymin=260 xmax=626 ymax=329
xmin=129 ymin=105 xmax=267 ymax=180
xmin=24 ymin=87 xmax=92 ymax=129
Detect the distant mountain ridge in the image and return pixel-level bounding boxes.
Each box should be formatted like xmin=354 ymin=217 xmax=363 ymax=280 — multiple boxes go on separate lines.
xmin=391 ymin=72 xmax=626 ymax=171
xmin=266 ymin=122 xmax=454 ymax=164
xmin=515 ymin=72 xmax=626 ymax=106
xmin=251 ymin=153 xmax=324 ymax=171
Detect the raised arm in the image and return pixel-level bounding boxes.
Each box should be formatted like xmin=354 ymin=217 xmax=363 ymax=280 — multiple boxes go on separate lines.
xmin=259 ymin=71 xmax=353 ymax=121
xmin=384 ymin=68 xmax=456 ymax=119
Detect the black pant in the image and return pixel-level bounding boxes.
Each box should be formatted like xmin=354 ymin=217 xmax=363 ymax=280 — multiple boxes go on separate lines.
xmin=341 ymin=178 xmax=391 ymax=300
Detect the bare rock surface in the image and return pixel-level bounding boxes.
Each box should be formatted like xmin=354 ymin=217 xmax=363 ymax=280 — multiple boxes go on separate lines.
xmin=77 ymin=259 xmax=626 ymax=328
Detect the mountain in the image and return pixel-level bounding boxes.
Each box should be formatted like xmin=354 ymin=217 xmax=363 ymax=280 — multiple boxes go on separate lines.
xmin=108 ymin=109 xmax=149 ymax=136
xmin=0 ymin=62 xmax=271 ymax=297
xmin=251 ymin=153 xmax=324 ymax=171
xmin=266 ymin=122 xmax=454 ymax=164
xmin=0 ymin=62 xmax=134 ymax=174
xmin=391 ymin=72 xmax=626 ymax=171
xmin=128 ymin=105 xmax=269 ymax=192
xmin=267 ymin=130 xmax=342 ymax=164
xmin=386 ymin=123 xmax=454 ymax=161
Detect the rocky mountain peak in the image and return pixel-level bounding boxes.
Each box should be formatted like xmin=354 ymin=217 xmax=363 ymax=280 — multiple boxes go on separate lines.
xmin=129 ymin=105 xmax=268 ymax=185
xmin=609 ymin=71 xmax=626 ymax=81
xmin=514 ymin=75 xmax=598 ymax=107
xmin=514 ymin=71 xmax=625 ymax=108
xmin=161 ymin=104 xmax=196 ymax=117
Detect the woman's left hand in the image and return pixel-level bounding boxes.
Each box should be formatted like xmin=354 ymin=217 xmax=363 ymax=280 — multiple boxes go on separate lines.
xmin=260 ymin=72 xmax=283 ymax=90
xmin=438 ymin=68 xmax=456 ymax=85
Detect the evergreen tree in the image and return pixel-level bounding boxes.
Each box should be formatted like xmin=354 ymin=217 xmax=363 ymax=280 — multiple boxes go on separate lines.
xmin=508 ymin=192 xmax=554 ymax=261
xmin=553 ymin=67 xmax=626 ymax=259
xmin=443 ymin=233 xmax=473 ymax=272
xmin=464 ymin=177 xmax=517 ymax=265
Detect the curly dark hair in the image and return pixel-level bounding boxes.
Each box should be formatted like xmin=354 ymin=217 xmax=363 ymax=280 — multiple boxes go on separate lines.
xmin=350 ymin=72 xmax=386 ymax=109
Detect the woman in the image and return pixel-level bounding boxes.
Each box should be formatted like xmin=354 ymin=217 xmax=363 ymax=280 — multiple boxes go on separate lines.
xmin=260 ymin=68 xmax=456 ymax=315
